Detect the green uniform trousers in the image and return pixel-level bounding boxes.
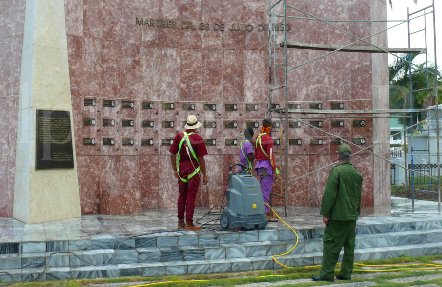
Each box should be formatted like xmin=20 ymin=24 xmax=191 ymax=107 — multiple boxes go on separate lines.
xmin=319 ymin=220 xmax=356 ymax=280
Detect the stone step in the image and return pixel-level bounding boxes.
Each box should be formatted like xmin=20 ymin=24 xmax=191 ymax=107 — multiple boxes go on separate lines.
xmin=3 ymin=241 xmax=442 ymax=283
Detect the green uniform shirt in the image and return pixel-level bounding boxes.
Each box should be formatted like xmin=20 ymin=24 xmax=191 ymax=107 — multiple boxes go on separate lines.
xmin=320 ymin=162 xmax=363 ymax=221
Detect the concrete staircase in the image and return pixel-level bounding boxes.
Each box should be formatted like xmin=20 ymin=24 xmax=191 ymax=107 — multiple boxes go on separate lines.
xmin=2 ymin=218 xmax=442 ymax=283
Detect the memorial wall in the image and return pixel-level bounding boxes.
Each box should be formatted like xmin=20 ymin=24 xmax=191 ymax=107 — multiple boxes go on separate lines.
xmin=0 ymin=0 xmax=390 ymax=218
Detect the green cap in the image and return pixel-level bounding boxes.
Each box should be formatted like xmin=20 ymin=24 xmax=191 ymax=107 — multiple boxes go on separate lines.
xmin=338 ymin=144 xmax=352 ymax=154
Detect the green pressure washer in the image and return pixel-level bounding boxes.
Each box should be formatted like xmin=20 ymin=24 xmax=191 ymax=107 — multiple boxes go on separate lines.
xmin=220 ymin=164 xmax=268 ymax=230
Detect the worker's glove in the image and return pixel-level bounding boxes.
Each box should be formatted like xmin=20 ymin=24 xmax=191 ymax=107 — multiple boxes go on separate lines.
xmin=275 ymin=168 xmax=280 ymax=176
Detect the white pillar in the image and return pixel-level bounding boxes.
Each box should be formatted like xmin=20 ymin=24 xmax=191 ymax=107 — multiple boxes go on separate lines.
xmin=14 ymin=0 xmax=80 ymax=223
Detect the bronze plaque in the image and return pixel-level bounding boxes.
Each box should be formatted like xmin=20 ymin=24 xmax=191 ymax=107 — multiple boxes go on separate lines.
xmin=353 ymin=137 xmax=366 ymax=145
xmin=274 ymin=139 xmax=280 ymax=145
xmin=289 ymin=121 xmax=301 ymax=128
xmin=103 ymin=100 xmax=116 ymax=108
xmin=246 ymin=104 xmax=259 ymax=111
xmin=288 ymin=103 xmax=301 ymax=110
xmin=141 ymin=138 xmax=154 ymax=146
xmin=272 ymin=121 xmax=280 ymax=128
xmin=204 ymin=103 xmax=217 ymax=111
xmin=142 ymin=120 xmax=154 ymax=128
xmin=331 ymin=102 xmax=345 ymax=110
xmin=161 ymin=138 xmax=174 ymax=146
xmin=310 ymin=138 xmax=325 ymax=145
xmin=83 ymin=138 xmax=96 ymax=146
xmin=84 ymin=98 xmax=96 ymax=107
xmin=142 ymin=102 xmax=154 ymax=109
xmin=353 ymin=120 xmax=366 ymax=127
xmin=224 ymin=121 xmax=238 ymax=129
xmin=270 ymin=103 xmax=280 ymax=110
xmin=182 ymin=103 xmax=196 ymax=110
xmin=162 ymin=121 xmax=175 ymax=128
xmin=103 ymin=119 xmax=115 ymax=127
xmin=289 ymin=139 xmax=302 ymax=145
xmin=331 ymin=120 xmax=345 ymax=128
xmin=204 ymin=139 xmax=216 ymax=146
xmin=122 ymin=138 xmax=134 ymax=146
xmin=204 ymin=121 xmax=217 ymax=128
xmin=122 ymin=100 xmax=134 ymax=109
xmin=310 ymin=120 xmax=323 ymax=128
xmin=36 ymin=110 xmax=74 ymax=169
xmin=331 ymin=138 xmax=344 ymax=145
xmin=83 ymin=118 xmax=96 ymax=126
xmin=246 ymin=121 xmax=259 ymax=129
xmin=310 ymin=103 xmax=323 ymax=110
xmin=225 ymin=104 xmax=238 ymax=111
xmin=163 ymin=103 xmax=175 ymax=110
xmin=103 ymin=138 xmax=115 ymax=146
xmin=122 ymin=119 xmax=135 ymax=127
xmin=225 ymin=139 xmax=238 ymax=146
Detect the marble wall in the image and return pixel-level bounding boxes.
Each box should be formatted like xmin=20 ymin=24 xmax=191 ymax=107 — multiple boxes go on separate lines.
xmin=0 ymin=0 xmax=389 ymax=216
xmin=0 ymin=0 xmax=25 ymax=217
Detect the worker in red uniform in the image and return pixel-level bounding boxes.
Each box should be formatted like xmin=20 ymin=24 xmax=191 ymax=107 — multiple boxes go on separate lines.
xmin=255 ymin=118 xmax=278 ymax=220
xmin=169 ymin=115 xmax=208 ymax=231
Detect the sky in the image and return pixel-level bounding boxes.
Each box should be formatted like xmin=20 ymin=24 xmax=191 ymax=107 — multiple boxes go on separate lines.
xmin=387 ymin=0 xmax=441 ymax=67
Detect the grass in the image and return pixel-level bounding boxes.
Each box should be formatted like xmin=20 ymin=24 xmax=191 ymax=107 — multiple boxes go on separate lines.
xmin=4 ymin=255 xmax=442 ymax=287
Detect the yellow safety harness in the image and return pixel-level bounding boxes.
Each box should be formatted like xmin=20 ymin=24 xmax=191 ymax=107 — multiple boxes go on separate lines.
xmin=240 ymin=139 xmax=253 ymax=173
xmin=176 ymin=132 xmax=200 ymax=183
xmin=256 ymin=133 xmax=269 ymax=157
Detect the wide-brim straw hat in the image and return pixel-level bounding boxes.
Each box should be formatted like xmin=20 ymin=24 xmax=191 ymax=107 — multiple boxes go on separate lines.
xmin=184 ymin=115 xmax=202 ymax=129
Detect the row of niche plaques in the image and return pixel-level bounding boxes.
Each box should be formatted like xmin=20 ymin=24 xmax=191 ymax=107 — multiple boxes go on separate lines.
xmin=84 ymin=99 xmax=265 ymax=112
xmin=82 ymin=137 xmax=367 ymax=147
xmin=84 ymin=99 xmax=361 ymax=114
xmin=83 ymin=118 xmax=367 ymax=129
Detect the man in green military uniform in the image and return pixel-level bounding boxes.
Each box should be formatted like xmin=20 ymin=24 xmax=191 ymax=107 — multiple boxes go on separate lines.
xmin=312 ymin=144 xmax=363 ymax=282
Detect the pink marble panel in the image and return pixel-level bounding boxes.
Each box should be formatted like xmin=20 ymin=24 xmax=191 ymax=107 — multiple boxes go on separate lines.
xmin=67 ymin=36 xmax=84 ymax=92
xmin=221 ymin=0 xmax=245 ymax=50
xmin=158 ymin=154 xmax=179 ymax=208
xmin=9 ymin=0 xmax=25 ymax=36
xmin=307 ymin=154 xmax=333 ymax=206
xmin=65 ymin=0 xmax=84 ymax=36
xmin=7 ymin=95 xmax=18 ymax=156
xmin=201 ymin=0 xmax=222 ymax=49
xmin=9 ymin=35 xmax=23 ymax=94
xmin=122 ymin=7 xmax=143 ymax=44
xmin=100 ymin=189 xmax=142 ymax=214
xmin=77 ymin=156 xmax=101 ymax=214
xmin=141 ymin=185 xmax=160 ymax=209
xmin=0 ymin=97 xmax=9 ymax=157
xmin=83 ymin=5 xmax=103 ymax=39
xmin=180 ymin=49 xmax=202 ymax=102
xmin=180 ymin=0 xmax=202 ymax=49
xmin=158 ymin=48 xmax=181 ymax=101
xmin=118 ymin=156 xmax=139 ymax=190
xmin=119 ymin=43 xmax=141 ymax=99
xmin=82 ymin=36 xmax=103 ymax=97
xmin=208 ymin=186 xmax=226 ymax=209
xmin=102 ymin=7 xmax=122 ymax=43
xmin=223 ymin=50 xmax=244 ymax=103
xmin=0 ymin=156 xmax=12 ymax=217
xmin=244 ymin=50 xmax=267 ymax=103
xmin=100 ymin=155 xmax=122 ymax=191
xmin=286 ymin=154 xmax=309 ymax=206
xmin=243 ymin=1 xmax=267 ymax=50
xmin=201 ymin=50 xmax=223 ymax=102
xmin=223 ymin=155 xmax=237 ymax=186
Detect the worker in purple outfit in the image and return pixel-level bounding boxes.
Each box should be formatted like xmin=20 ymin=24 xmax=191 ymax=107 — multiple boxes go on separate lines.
xmin=254 ymin=118 xmax=279 ymax=221
xmin=239 ymin=127 xmax=254 ymax=174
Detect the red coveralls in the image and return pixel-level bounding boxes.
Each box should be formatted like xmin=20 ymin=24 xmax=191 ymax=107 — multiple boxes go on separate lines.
xmin=169 ymin=130 xmax=208 ymax=223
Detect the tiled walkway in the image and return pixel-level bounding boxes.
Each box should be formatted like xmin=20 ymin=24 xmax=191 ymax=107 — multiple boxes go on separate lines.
xmin=1 ymin=197 xmax=441 ymax=243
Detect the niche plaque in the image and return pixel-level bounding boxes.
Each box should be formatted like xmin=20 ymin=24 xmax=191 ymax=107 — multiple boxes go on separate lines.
xmin=353 ymin=137 xmax=366 ymax=145
xmin=83 ymin=138 xmax=96 ymax=146
xmin=310 ymin=120 xmax=323 ymax=128
xmin=122 ymin=138 xmax=134 ymax=146
xmin=141 ymin=139 xmax=154 ymax=146
xmin=36 ymin=110 xmax=74 ymax=169
xmin=310 ymin=138 xmax=325 ymax=145
xmin=84 ymin=98 xmax=96 ymax=107
xmin=142 ymin=120 xmax=154 ymax=128
xmin=103 ymin=138 xmax=115 ymax=146
xmin=272 ymin=121 xmax=280 ymax=128
xmin=331 ymin=102 xmax=345 ymax=110
xmin=142 ymin=102 xmax=154 ymax=109
xmin=122 ymin=100 xmax=134 ymax=109
xmin=270 ymin=103 xmax=280 ymax=110
xmin=224 ymin=121 xmax=238 ymax=129
xmin=182 ymin=103 xmax=196 ymax=111
xmin=225 ymin=139 xmax=238 ymax=146
xmin=331 ymin=120 xmax=345 ymax=128
xmin=204 ymin=139 xmax=216 ymax=146
xmin=162 ymin=121 xmax=174 ymax=128
xmin=246 ymin=121 xmax=259 ymax=129
xmin=353 ymin=120 xmax=366 ymax=127
xmin=274 ymin=139 xmax=280 ymax=145
xmin=163 ymin=103 xmax=175 ymax=110
xmin=225 ymin=104 xmax=238 ymax=111
xmin=103 ymin=119 xmax=115 ymax=127
xmin=122 ymin=119 xmax=135 ymax=127
xmin=288 ymin=103 xmax=301 ymax=110
xmin=103 ymin=100 xmax=116 ymax=108
xmin=289 ymin=139 xmax=302 ymax=145
xmin=162 ymin=138 xmax=174 ymax=146
xmin=289 ymin=121 xmax=302 ymax=128
xmin=246 ymin=104 xmax=259 ymax=111
xmin=310 ymin=103 xmax=322 ymax=110
xmin=204 ymin=121 xmax=217 ymax=128
xmin=331 ymin=138 xmax=344 ymax=145
xmin=83 ymin=118 xmax=96 ymax=126
xmin=204 ymin=103 xmax=217 ymax=111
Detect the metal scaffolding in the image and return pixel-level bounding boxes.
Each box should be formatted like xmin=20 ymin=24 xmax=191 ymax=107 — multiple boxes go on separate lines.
xmin=267 ymin=0 xmax=440 ymax=215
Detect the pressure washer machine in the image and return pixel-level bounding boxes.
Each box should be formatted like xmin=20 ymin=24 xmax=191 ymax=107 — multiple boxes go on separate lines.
xmin=220 ymin=164 xmax=268 ymax=230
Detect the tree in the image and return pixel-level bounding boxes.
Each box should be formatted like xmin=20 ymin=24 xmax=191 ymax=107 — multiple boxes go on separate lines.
xmin=389 ymin=53 xmax=442 ymax=128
